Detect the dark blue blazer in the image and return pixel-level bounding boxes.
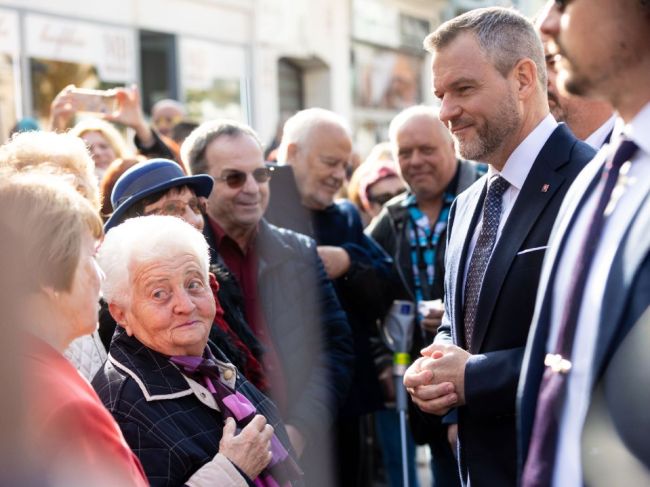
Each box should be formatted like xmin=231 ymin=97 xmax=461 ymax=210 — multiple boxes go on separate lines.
xmin=435 ymin=124 xmax=595 ymax=486
xmin=517 ymin=145 xmax=650 ymax=479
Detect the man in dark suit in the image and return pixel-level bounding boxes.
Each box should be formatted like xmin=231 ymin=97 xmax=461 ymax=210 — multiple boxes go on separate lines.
xmin=519 ymin=1 xmax=650 ymax=486
xmin=403 ymin=7 xmax=595 ymax=486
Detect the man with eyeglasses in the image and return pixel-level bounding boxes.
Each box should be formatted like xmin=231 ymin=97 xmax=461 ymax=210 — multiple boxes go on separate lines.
xmin=365 ymin=105 xmax=485 ymax=487
xmin=276 ymin=108 xmax=393 ymax=487
xmin=181 ymin=119 xmax=354 ymax=487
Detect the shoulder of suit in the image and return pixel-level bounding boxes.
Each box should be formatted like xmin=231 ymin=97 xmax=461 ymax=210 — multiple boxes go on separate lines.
xmin=333 ymin=198 xmax=358 ymax=213
xmin=570 ymin=138 xmax=598 ymax=165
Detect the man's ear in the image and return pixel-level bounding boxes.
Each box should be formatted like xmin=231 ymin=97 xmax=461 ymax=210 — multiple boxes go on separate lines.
xmin=285 ymin=142 xmax=299 ymax=165
xmin=108 ymin=302 xmax=133 ymax=336
xmin=513 ymin=57 xmax=538 ymax=100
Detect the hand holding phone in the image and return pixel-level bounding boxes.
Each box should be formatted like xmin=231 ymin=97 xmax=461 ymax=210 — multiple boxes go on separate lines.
xmin=69 ymin=88 xmax=117 ymax=115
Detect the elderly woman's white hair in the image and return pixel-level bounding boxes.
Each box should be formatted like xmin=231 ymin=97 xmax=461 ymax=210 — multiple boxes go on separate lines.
xmin=98 ymin=215 xmax=210 ymax=306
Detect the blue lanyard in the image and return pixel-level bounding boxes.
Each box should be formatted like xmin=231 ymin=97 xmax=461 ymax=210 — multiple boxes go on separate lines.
xmin=405 ymin=192 xmax=455 ymax=312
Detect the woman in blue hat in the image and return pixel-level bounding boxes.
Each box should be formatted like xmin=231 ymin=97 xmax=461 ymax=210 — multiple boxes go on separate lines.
xmin=100 ymin=158 xmax=267 ymax=391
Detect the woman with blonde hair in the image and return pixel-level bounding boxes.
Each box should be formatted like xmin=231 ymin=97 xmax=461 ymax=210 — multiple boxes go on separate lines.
xmin=0 ymin=171 xmax=148 ymax=486
xmin=70 ymin=118 xmax=131 ymax=179
xmin=0 ymin=130 xmax=100 ymax=210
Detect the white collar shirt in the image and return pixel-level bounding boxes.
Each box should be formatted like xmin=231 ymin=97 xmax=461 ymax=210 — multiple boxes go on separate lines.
xmin=549 ymin=102 xmax=650 ymax=487
xmin=463 ymin=114 xmax=558 ymax=290
xmin=584 ymin=114 xmax=618 ymax=149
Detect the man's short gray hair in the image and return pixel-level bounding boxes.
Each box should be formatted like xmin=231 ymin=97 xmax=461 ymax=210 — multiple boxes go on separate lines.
xmin=276 ymin=108 xmax=352 ymax=164
xmin=97 ymin=215 xmax=210 ymax=307
xmin=424 ymin=7 xmax=546 ymax=89
xmin=181 ymin=119 xmax=262 ymax=175
xmin=388 ymin=105 xmax=452 ymax=159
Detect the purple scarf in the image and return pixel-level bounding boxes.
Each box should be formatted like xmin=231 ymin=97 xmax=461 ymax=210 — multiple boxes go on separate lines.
xmin=170 ymin=351 xmax=302 ymax=487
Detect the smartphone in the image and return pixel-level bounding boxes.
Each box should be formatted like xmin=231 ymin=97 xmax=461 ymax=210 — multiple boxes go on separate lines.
xmin=69 ymin=88 xmax=116 ymax=115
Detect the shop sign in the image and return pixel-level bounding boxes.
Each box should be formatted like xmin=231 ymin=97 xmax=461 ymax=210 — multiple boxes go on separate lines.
xmin=25 ymin=13 xmax=135 ymax=82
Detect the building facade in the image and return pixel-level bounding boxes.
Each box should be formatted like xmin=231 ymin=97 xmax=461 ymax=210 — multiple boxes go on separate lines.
xmin=0 ymin=0 xmax=544 ymax=151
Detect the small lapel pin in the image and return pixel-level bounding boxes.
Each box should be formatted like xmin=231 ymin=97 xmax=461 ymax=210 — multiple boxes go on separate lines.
xmin=541 ymin=184 xmax=550 ymax=193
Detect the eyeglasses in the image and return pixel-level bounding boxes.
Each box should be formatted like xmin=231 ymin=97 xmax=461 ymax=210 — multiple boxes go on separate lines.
xmin=367 ymin=190 xmax=404 ymax=207
xmin=144 ymin=196 xmax=206 ymax=217
xmin=215 ymin=166 xmax=274 ymax=189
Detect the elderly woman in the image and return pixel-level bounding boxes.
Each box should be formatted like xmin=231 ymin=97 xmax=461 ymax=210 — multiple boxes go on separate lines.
xmin=94 ymin=216 xmax=302 ymax=487
xmin=0 ymin=170 xmax=148 ymax=486
xmin=0 ymin=130 xmax=100 ymax=209
xmin=100 ymin=158 xmax=266 ymax=388
xmin=0 ymin=130 xmax=107 ymax=379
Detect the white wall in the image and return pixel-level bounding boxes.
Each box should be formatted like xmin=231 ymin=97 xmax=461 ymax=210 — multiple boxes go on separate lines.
xmin=0 ymin=0 xmax=252 ymax=43
xmin=251 ymin=0 xmax=351 ymax=144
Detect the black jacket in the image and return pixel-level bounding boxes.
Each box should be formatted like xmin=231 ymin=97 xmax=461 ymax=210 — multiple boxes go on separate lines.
xmin=92 ymin=328 xmax=299 ymax=487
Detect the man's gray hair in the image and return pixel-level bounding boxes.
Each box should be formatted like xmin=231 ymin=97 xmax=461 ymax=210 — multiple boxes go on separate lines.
xmin=388 ymin=105 xmax=452 ymax=158
xmin=424 ymin=7 xmax=547 ymax=89
xmin=97 ymin=215 xmax=210 ymax=307
xmin=181 ymin=119 xmax=263 ymax=175
xmin=276 ymin=108 xmax=352 ymax=164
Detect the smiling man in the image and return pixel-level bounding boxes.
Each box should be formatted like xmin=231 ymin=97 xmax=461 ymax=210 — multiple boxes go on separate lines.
xmin=367 ymin=106 xmax=485 ymax=487
xmin=402 ymin=7 xmax=595 ymax=486
xmin=182 ymin=119 xmax=354 ymax=487
xmin=277 ymin=108 xmax=393 ymax=487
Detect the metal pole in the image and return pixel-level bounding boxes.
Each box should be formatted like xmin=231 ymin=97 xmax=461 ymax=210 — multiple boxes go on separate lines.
xmin=383 ymin=300 xmax=415 ymax=487
xmin=395 ymin=351 xmax=410 ymax=487
xmin=395 ymin=377 xmax=410 ymax=487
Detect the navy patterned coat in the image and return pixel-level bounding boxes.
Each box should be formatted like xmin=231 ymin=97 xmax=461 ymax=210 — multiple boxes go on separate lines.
xmin=92 ymin=328 xmax=301 ymax=487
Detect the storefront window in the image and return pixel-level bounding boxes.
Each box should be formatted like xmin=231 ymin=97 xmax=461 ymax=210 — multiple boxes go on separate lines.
xmin=29 ymin=58 xmax=121 ymax=127
xmin=25 ymin=13 xmax=136 ymax=128
xmin=179 ymin=38 xmax=247 ymax=122
xmin=352 ymin=42 xmax=422 ymax=110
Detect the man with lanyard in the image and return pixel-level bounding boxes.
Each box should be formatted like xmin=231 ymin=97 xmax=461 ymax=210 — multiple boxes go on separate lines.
xmin=368 ymin=105 xmax=485 ymax=486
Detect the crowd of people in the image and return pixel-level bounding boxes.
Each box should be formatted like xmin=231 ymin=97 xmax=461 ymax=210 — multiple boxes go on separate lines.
xmin=0 ymin=1 xmax=648 ymax=486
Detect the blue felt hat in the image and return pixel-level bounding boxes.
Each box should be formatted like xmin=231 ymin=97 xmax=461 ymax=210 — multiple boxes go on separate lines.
xmin=105 ymin=158 xmax=213 ymax=231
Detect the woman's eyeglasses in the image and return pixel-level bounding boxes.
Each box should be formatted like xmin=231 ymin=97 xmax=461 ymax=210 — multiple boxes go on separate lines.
xmin=144 ymin=197 xmax=206 ymax=217
xmin=367 ymin=190 xmax=404 ymax=207
xmin=216 ymin=166 xmax=274 ymax=189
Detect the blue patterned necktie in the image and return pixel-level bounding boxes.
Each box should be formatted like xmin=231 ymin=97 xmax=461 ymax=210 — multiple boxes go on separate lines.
xmin=463 ymin=175 xmax=510 ymax=351
xmin=522 ymin=138 xmax=639 ymax=487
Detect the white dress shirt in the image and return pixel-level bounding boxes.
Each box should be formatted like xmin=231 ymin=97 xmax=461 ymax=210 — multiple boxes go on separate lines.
xmin=549 ymin=103 xmax=650 ymax=487
xmin=584 ymin=114 xmax=618 ymax=149
xmin=463 ymin=114 xmax=558 ymax=290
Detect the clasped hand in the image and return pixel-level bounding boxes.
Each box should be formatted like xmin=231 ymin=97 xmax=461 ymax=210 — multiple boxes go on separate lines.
xmin=403 ymin=343 xmax=471 ymax=416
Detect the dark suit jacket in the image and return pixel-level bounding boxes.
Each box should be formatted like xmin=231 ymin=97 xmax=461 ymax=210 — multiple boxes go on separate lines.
xmin=518 ymin=147 xmax=650 ymax=480
xmin=435 ymin=124 xmax=595 ymax=486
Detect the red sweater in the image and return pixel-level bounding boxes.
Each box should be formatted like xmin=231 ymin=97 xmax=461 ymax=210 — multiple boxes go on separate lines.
xmin=25 ymin=336 xmax=149 ymax=487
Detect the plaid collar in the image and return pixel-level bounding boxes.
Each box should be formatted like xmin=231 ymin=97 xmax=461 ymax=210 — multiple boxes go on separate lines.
xmin=108 ymin=328 xmax=236 ymax=401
